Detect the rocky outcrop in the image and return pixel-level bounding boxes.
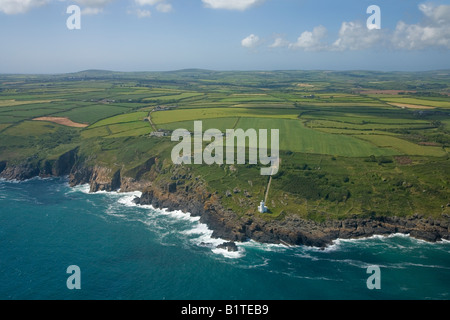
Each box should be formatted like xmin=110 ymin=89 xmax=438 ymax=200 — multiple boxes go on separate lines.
xmin=0 ymin=161 xmax=6 ymax=174
xmin=119 ymin=176 xmax=152 ymax=193
xmin=68 ymin=156 xmax=157 ymax=193
xmin=40 ymin=148 xmax=79 ymax=177
xmin=133 ymin=182 xmax=214 ymax=220
xmin=217 ymin=242 xmax=239 ymax=252
xmin=0 ymin=158 xmax=41 ymax=180
xmin=88 ymin=166 xmax=121 ymax=192
xmin=134 ymin=182 xmax=450 ymax=248
xmin=69 ymin=165 xmax=127 ymax=193
xmin=1 ymin=150 xmax=449 ymax=248
xmin=233 ymin=214 xmax=450 ymax=247
xmin=0 ymin=148 xmax=79 ymax=181
xmin=53 ymin=148 xmax=79 ymax=176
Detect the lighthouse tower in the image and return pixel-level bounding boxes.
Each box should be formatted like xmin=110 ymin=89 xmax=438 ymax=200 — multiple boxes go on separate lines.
xmin=258 ymin=200 xmax=268 ymax=213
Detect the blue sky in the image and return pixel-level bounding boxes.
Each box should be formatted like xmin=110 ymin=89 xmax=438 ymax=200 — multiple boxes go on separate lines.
xmin=0 ymin=0 xmax=449 ymax=73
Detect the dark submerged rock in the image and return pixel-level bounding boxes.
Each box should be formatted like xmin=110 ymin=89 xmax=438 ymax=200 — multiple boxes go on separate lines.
xmin=217 ymin=242 xmax=239 ymax=252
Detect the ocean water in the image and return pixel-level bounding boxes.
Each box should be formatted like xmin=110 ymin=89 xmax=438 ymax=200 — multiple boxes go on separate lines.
xmin=0 ymin=177 xmax=449 ymax=300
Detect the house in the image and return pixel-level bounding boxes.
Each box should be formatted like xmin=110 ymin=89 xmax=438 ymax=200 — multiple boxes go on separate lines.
xmin=154 ymin=105 xmax=177 ymax=112
xmin=150 ymin=131 xmax=166 ymax=137
xmin=150 ymin=129 xmax=171 ymax=137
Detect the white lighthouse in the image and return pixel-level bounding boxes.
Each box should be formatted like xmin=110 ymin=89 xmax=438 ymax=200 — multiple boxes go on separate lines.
xmin=258 ymin=200 xmax=268 ymax=213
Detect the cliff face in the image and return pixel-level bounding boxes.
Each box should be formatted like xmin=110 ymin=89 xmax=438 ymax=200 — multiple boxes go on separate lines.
xmin=0 ymin=162 xmax=40 ymax=181
xmin=135 ymin=188 xmax=450 ymax=247
xmin=133 ymin=180 xmax=249 ymax=242
xmin=68 ymin=157 xmax=155 ymax=193
xmin=235 ymin=214 xmax=450 ymax=247
xmin=134 ymin=180 xmax=450 ymax=247
xmin=1 ymin=150 xmax=449 ymax=248
xmin=0 ymin=161 xmax=6 ymax=174
xmin=87 ymin=166 xmax=121 ymax=192
xmin=0 ymin=148 xmax=78 ymax=181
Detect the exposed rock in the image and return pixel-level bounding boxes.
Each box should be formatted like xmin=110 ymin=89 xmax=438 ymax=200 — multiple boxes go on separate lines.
xmin=2 ymin=151 xmax=449 ymax=249
xmin=132 ymin=196 xmax=141 ymax=205
xmin=120 ymin=176 xmax=152 ymax=193
xmin=410 ymin=230 xmax=439 ymax=242
xmin=0 ymin=162 xmax=40 ymax=180
xmin=0 ymin=148 xmax=79 ymax=181
xmin=39 ymin=148 xmax=79 ymax=178
xmin=89 ymin=166 xmax=121 ymax=192
xmin=217 ymin=241 xmax=238 ymax=252
xmin=132 ymin=175 xmax=450 ymax=248
xmin=168 ymin=182 xmax=177 ymax=193
xmin=53 ymin=148 xmax=79 ymax=176
xmin=0 ymin=161 xmax=6 ymax=174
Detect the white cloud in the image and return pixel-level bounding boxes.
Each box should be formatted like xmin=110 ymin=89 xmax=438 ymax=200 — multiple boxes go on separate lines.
xmin=392 ymin=3 xmax=450 ymax=50
xmin=289 ymin=25 xmax=327 ymax=51
xmin=284 ymin=2 xmax=449 ymax=52
xmin=332 ymin=21 xmax=383 ymax=51
xmin=136 ymin=8 xmax=151 ymax=18
xmin=419 ymin=2 xmax=450 ymax=24
xmin=202 ymin=0 xmax=264 ymax=11
xmin=241 ymin=34 xmax=261 ymax=48
xmin=73 ymin=0 xmax=114 ymax=15
xmin=0 ymin=0 xmax=48 ymax=14
xmin=262 ymin=2 xmax=450 ymax=53
xmin=156 ymin=2 xmax=171 ymax=13
xmin=74 ymin=0 xmax=113 ymax=6
xmin=134 ymin=0 xmax=159 ymax=5
xmin=134 ymin=0 xmax=172 ymax=13
xmin=81 ymin=7 xmax=102 ymax=14
xmin=269 ymin=37 xmax=289 ymax=48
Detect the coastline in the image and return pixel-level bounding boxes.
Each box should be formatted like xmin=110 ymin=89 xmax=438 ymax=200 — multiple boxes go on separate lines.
xmin=1 ymin=160 xmax=449 ymax=249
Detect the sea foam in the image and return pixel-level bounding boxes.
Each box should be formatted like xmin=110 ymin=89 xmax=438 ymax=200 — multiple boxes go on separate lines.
xmin=71 ymin=185 xmax=245 ymax=259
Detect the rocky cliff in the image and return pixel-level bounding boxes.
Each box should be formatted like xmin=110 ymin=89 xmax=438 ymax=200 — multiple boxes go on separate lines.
xmin=1 ymin=151 xmax=449 ymax=248
xmin=0 ymin=148 xmax=78 ymax=180
xmin=135 ymin=184 xmax=450 ymax=247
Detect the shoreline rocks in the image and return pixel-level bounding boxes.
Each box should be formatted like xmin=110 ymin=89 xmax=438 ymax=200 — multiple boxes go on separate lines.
xmin=1 ymin=157 xmax=449 ymax=248
xmin=217 ymin=242 xmax=239 ymax=252
xmin=134 ymin=185 xmax=450 ymax=248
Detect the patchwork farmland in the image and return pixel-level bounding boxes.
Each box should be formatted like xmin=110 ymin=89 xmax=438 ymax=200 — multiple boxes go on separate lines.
xmin=0 ymin=69 xmax=449 ymax=220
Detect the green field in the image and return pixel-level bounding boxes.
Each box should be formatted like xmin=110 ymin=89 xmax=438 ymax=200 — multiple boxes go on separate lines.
xmin=380 ymin=97 xmax=450 ymax=108
xmin=1 ymin=69 xmax=449 ymax=221
xmin=89 ymin=111 xmax=149 ymax=128
xmin=235 ymin=118 xmax=399 ymax=157
xmin=152 ymin=107 xmax=299 ymax=124
xmin=306 ymin=119 xmax=431 ymax=130
xmin=107 ymin=126 xmax=152 ymax=138
xmin=52 ymin=105 xmax=133 ymax=124
xmin=357 ymin=134 xmax=446 ymax=157
xmin=82 ymin=111 xmax=153 ymax=139
xmin=157 ymin=117 xmax=239 ymax=132
xmin=2 ymin=121 xmax=61 ymax=136
xmin=143 ymin=92 xmax=204 ymax=102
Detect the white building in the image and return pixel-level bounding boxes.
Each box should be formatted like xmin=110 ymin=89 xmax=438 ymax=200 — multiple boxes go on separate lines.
xmin=258 ymin=200 xmax=268 ymax=213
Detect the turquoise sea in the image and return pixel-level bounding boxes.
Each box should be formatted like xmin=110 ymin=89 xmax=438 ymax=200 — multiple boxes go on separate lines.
xmin=0 ymin=178 xmax=449 ymax=300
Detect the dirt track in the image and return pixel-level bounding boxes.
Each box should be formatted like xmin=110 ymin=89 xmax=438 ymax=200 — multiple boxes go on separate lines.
xmin=32 ymin=117 xmax=88 ymax=128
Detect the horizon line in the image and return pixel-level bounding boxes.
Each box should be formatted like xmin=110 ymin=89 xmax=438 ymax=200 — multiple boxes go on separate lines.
xmin=1 ymin=68 xmax=450 ymax=76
